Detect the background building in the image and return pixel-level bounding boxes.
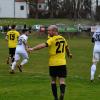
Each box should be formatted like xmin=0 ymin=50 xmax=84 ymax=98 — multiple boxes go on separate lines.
xmin=0 ymin=0 xmax=29 ymax=18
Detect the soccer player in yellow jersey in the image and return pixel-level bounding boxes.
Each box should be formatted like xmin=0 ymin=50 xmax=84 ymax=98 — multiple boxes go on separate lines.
xmin=5 ymin=25 xmax=20 ymax=65
xmin=29 ymin=25 xmax=72 ymax=100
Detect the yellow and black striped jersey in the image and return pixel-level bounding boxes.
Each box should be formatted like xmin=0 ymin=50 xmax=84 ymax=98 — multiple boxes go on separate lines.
xmin=7 ymin=30 xmax=20 ymax=48
xmin=46 ymin=35 xmax=68 ymax=66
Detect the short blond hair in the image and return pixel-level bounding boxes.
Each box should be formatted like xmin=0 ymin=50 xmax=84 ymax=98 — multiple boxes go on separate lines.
xmin=48 ymin=25 xmax=58 ymax=31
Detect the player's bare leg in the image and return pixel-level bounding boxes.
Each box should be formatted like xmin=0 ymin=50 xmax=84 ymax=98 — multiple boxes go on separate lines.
xmin=6 ymin=57 xmax=9 ymax=64
xmin=6 ymin=56 xmax=11 ymax=64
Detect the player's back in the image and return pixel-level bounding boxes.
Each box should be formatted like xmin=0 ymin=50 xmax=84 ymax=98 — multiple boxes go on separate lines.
xmin=16 ymin=34 xmax=28 ymax=51
xmin=93 ymin=26 xmax=100 ymax=45
xmin=93 ymin=26 xmax=100 ymax=52
xmin=7 ymin=30 xmax=20 ymax=48
xmin=47 ymin=35 xmax=68 ymax=66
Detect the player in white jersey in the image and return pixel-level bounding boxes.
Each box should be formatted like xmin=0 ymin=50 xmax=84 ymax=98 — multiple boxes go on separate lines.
xmin=10 ymin=29 xmax=30 ymax=74
xmin=90 ymin=25 xmax=100 ymax=81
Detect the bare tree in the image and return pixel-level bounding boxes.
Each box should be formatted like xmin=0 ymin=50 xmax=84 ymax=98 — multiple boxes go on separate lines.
xmin=25 ymin=0 xmax=92 ymax=19
xmin=69 ymin=0 xmax=92 ymax=19
xmin=34 ymin=0 xmax=38 ymax=18
xmin=25 ymin=0 xmax=38 ymax=18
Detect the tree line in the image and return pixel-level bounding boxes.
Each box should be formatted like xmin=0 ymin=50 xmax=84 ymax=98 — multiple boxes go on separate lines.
xmin=25 ymin=0 xmax=100 ymax=20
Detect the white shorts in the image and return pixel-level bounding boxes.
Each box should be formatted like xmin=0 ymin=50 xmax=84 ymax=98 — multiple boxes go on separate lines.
xmin=93 ymin=45 xmax=100 ymax=62
xmin=14 ymin=50 xmax=28 ymax=61
xmin=93 ymin=52 xmax=100 ymax=62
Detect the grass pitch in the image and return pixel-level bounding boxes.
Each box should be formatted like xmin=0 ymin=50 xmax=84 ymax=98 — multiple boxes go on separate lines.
xmin=0 ymin=31 xmax=100 ymax=100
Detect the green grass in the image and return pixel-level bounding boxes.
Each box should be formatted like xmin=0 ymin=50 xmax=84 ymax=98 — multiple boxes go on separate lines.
xmin=0 ymin=18 xmax=95 ymax=26
xmin=0 ymin=32 xmax=100 ymax=100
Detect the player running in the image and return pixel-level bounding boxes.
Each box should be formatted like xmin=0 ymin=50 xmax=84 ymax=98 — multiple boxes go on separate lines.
xmin=90 ymin=25 xmax=100 ymax=81
xmin=5 ymin=25 xmax=20 ymax=65
xmin=10 ymin=29 xmax=30 ymax=74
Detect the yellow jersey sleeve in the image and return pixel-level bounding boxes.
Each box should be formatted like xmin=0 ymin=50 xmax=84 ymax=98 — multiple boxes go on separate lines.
xmin=46 ymin=38 xmax=53 ymax=46
xmin=64 ymin=38 xmax=68 ymax=47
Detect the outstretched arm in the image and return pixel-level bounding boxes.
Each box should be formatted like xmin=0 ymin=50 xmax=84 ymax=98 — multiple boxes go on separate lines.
xmin=29 ymin=43 xmax=47 ymax=51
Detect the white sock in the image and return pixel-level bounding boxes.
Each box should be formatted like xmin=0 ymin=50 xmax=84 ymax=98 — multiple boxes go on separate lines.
xmin=20 ymin=59 xmax=28 ymax=66
xmin=91 ymin=64 xmax=96 ymax=80
xmin=11 ymin=61 xmax=17 ymax=70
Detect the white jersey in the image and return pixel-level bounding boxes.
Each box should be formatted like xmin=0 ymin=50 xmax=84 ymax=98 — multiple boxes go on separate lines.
xmin=16 ymin=34 xmax=28 ymax=51
xmin=93 ymin=26 xmax=100 ymax=52
xmin=92 ymin=26 xmax=100 ymax=62
xmin=15 ymin=34 xmax=28 ymax=61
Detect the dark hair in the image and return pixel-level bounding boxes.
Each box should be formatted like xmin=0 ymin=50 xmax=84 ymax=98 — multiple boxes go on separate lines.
xmin=11 ymin=25 xmax=16 ymax=29
xmin=22 ymin=29 xmax=29 ymax=33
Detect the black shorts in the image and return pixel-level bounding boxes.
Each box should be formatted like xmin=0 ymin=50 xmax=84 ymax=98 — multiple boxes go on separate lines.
xmin=49 ymin=65 xmax=67 ymax=78
xmin=9 ymin=48 xmax=16 ymax=57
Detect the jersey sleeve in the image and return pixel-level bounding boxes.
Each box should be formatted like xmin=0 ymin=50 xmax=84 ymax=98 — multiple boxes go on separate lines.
xmin=46 ymin=38 xmax=53 ymax=47
xmin=64 ymin=38 xmax=68 ymax=47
